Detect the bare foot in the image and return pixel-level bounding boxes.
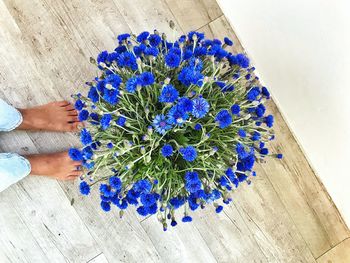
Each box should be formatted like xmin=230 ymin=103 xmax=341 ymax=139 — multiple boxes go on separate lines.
xmin=26 ymin=152 xmax=82 ymax=181
xmin=18 ymin=101 xmax=81 ymax=132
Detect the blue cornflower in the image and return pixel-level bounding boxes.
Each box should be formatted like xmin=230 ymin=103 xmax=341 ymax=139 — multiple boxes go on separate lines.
xmin=109 ymin=176 xmax=122 ymax=191
xmin=117 ymin=51 xmax=137 ymax=70
xmin=136 ymin=31 xmax=150 ymax=42
xmin=125 ymin=76 xmax=139 ymax=93
xmin=79 ymin=110 xmax=89 ymax=121
xmin=136 ymin=206 xmax=149 ymax=216
xmin=80 ymin=128 xmax=92 ymax=145
xmin=194 ymin=123 xmax=202 ymax=130
xmin=140 ymin=193 xmax=157 ymax=207
xmin=255 ymin=104 xmax=266 ymax=117
xmin=238 ymin=129 xmax=246 ymax=138
xmin=69 ymin=148 xmax=83 ymax=161
xmin=165 ymin=52 xmax=181 ymax=68
xmin=178 ymin=66 xmax=203 ymax=87
xmin=169 ymin=197 xmax=185 ymax=209
xmin=185 ymin=171 xmax=199 ymax=182
xmin=153 ymin=114 xmax=172 ymax=135
xmin=167 ymin=105 xmax=188 ymax=126
xmin=74 ymin=100 xmax=84 ymax=111
xmin=236 ymin=143 xmax=249 ymax=159
xmin=265 ymin=115 xmax=274 ymax=127
xmin=107 ymin=142 xmax=113 ymax=149
xmin=159 ymin=85 xmax=179 ymax=103
xmin=236 ymin=53 xmax=250 ymax=68
xmin=100 ymin=184 xmax=114 ymax=197
xmin=246 ymin=87 xmax=260 ymax=101
xmin=188 ymin=31 xmax=205 ymax=41
xmin=100 ymin=114 xmax=112 ymax=130
xmin=161 ymin=144 xmax=173 ymax=157
xmin=133 ymin=179 xmax=152 ymax=194
xmin=97 ymin=50 xmax=108 ymax=65
xmin=82 ymin=146 xmax=93 ymax=160
xmin=215 ymin=110 xmax=232 ymax=128
xmin=192 ymin=97 xmax=209 ymax=118
xmin=178 ymin=97 xmax=193 ymax=112
xmin=185 ymin=180 xmax=202 ymax=193
xmin=105 ymin=74 xmax=122 ymax=88
xmin=100 ymin=201 xmax=111 ymax=212
xmin=117 ymin=33 xmax=130 ymax=42
xmin=144 ymin=47 xmax=159 ymax=57
xmin=215 ymin=205 xmax=224 ymax=213
xmin=171 ymin=220 xmax=177 ymax=227
xmin=79 ymin=181 xmax=90 ymax=195
xmin=180 ymin=146 xmax=197 ymax=162
xmin=139 ymin=72 xmax=155 ymax=86
xmin=224 ymin=37 xmax=233 ymax=46
xmin=148 ymin=34 xmax=161 ymax=46
xmin=251 ymin=131 xmax=261 ymax=141
xmin=88 ymin=87 xmax=99 ymax=103
xmin=277 ymin=154 xmax=283 ymax=159
xmin=182 ymin=215 xmax=193 ymax=222
xmin=262 ymin=86 xmax=270 ymax=98
xmin=103 ymin=88 xmax=119 ymax=105
xmin=116 ymin=116 xmax=126 ymax=126
xmin=260 ymin=148 xmax=269 ymax=155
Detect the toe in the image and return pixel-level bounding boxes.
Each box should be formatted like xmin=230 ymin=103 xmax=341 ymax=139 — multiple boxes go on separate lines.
xmin=65 ymin=104 xmax=75 ymax=111
xmin=68 ymin=116 xmax=79 ymax=123
xmin=57 ymin=100 xmax=70 ymax=107
xmin=67 ymin=110 xmax=78 ymax=116
xmin=70 ymin=171 xmax=83 ymax=176
xmin=67 ymin=122 xmax=81 ymax=132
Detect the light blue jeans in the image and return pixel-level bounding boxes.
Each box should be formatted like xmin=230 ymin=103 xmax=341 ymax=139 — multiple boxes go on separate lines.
xmin=0 ymin=98 xmax=31 ymax=192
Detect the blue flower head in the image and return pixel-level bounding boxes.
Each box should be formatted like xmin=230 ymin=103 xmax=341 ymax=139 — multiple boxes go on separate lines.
xmin=178 ymin=97 xmax=194 ymax=112
xmin=117 ymin=33 xmax=130 ymax=42
xmin=148 ymin=34 xmax=161 ymax=46
xmin=159 ymin=85 xmax=179 ymax=103
xmin=80 ymin=128 xmax=92 ymax=145
xmin=265 ymin=115 xmax=274 ymax=127
xmin=125 ymin=76 xmax=139 ymax=93
xmin=117 ymin=51 xmax=137 ymax=70
xmin=215 ymin=110 xmax=232 ymax=128
xmin=165 ymin=52 xmax=181 ymax=68
xmin=74 ymin=100 xmax=84 ymax=111
xmin=101 ymin=114 xmax=112 ymax=130
xmin=139 ymin=72 xmax=155 ymax=86
xmin=246 ymin=87 xmax=261 ymax=101
xmin=180 ymin=146 xmax=197 ymax=162
xmin=88 ymin=87 xmax=99 ymax=103
xmin=133 ymin=179 xmax=152 ymax=194
xmin=79 ymin=181 xmax=90 ymax=195
xmin=167 ymin=105 xmax=189 ymax=126
xmin=194 ymin=123 xmax=202 ymax=130
xmin=224 ymin=37 xmax=233 ymax=46
xmin=116 ymin=116 xmax=126 ymax=127
xmin=153 ymin=114 xmax=172 ymax=135
xmin=137 ymin=31 xmax=150 ymax=42
xmin=140 ymin=193 xmax=157 ymax=207
xmin=182 ymin=215 xmax=192 ymax=222
xmin=69 ymin=148 xmax=83 ymax=161
xmin=109 ymin=176 xmax=122 ymax=191
xmin=79 ymin=110 xmax=89 ymax=121
xmin=161 ymin=144 xmax=173 ymax=157
xmin=185 ymin=180 xmax=202 ymax=193
xmin=185 ymin=171 xmax=199 ymax=182
xmin=192 ymin=97 xmax=209 ymax=118
xmin=100 ymin=201 xmax=111 ymax=212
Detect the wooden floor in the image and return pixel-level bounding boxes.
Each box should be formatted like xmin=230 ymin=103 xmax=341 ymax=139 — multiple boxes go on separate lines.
xmin=0 ymin=0 xmax=349 ymax=262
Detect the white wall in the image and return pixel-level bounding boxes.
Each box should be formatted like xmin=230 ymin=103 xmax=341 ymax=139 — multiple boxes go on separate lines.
xmin=218 ymin=0 xmax=350 ymax=226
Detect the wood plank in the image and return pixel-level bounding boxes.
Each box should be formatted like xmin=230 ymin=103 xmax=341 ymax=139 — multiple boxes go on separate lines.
xmin=88 ymin=253 xmax=110 ymax=263
xmin=165 ymin=0 xmax=222 ymax=32
xmin=317 ymin=238 xmax=350 ymax=263
xmin=113 ymin=0 xmax=182 ymax=40
xmin=140 ymin=215 xmax=218 ymax=263
xmin=191 ymin=206 xmax=269 ymax=262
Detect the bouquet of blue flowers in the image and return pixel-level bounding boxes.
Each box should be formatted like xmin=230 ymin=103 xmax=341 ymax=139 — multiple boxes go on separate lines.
xmin=70 ymin=28 xmax=282 ymax=230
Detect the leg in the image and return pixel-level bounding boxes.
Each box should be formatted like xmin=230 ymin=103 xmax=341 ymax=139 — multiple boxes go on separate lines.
xmin=0 ymin=151 xmax=82 ymax=192
xmin=0 ymin=98 xmax=23 ymax=132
